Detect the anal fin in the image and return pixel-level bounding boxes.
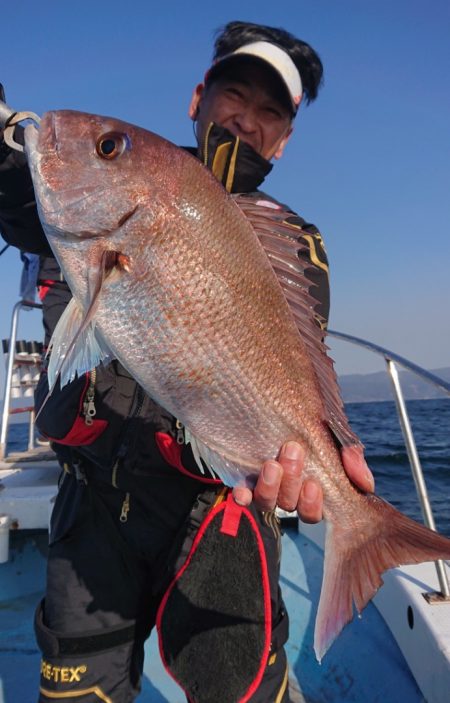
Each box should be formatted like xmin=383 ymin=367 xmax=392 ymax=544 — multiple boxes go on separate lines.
xmin=184 ymin=429 xmax=260 ymax=489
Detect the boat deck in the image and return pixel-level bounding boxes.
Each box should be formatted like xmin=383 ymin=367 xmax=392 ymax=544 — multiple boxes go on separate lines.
xmin=1 ymin=451 xmax=448 ymax=702
xmin=0 ymin=516 xmax=424 ymax=702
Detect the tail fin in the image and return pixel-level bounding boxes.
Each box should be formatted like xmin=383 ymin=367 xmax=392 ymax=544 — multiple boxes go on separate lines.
xmin=314 ymin=494 xmax=450 ymax=661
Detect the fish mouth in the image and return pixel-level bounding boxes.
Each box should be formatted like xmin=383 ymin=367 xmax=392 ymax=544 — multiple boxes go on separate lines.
xmin=24 ymin=111 xmax=58 ymax=159
xmin=24 ymin=122 xmax=42 ymax=170
xmin=24 ymin=113 xmax=60 ymax=196
xmin=24 ymin=121 xmax=39 ymax=153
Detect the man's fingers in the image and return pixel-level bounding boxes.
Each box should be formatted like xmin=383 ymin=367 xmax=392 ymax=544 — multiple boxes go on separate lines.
xmin=276 ymin=441 xmax=305 ymax=511
xmin=297 ymin=479 xmax=323 ymax=523
xmin=251 ymin=460 xmax=283 ymax=512
xmin=279 ymin=441 xmax=305 ymax=470
xmin=341 ymin=445 xmax=374 ymax=493
xmin=234 ymin=444 xmax=372 ymax=521
xmin=232 ymin=485 xmax=253 ymax=507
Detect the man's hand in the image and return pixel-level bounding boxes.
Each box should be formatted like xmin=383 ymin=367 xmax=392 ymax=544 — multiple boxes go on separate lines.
xmin=232 ymin=442 xmax=374 ymax=522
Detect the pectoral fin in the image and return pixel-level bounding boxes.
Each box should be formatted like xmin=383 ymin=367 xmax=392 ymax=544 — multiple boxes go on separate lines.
xmin=47 ymin=297 xmax=113 ymax=389
xmin=47 ymin=249 xmax=122 ymax=390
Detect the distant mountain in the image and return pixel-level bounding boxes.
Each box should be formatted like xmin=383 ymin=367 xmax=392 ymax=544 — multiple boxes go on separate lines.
xmin=339 ymin=367 xmax=450 ymax=403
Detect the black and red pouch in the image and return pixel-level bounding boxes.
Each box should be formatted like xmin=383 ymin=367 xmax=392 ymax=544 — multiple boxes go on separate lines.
xmin=157 ymin=491 xmax=271 ymax=703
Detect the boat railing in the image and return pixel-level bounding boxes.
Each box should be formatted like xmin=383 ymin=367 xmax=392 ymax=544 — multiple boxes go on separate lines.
xmin=328 ymin=329 xmax=450 ymax=599
xmin=0 ymin=299 xmax=43 ymax=461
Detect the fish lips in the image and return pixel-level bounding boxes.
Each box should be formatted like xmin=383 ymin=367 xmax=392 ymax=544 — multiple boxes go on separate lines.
xmin=24 ymin=113 xmax=66 ymax=222
xmin=24 ymin=119 xmax=62 ymax=233
xmin=25 ymin=111 xmax=59 ymax=161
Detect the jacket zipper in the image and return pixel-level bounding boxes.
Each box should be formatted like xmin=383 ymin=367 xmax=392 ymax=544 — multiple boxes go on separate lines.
xmin=113 ymin=382 xmax=146 ymax=523
xmin=120 ymin=492 xmax=130 ymax=523
xmin=82 ymin=369 xmax=97 ymax=425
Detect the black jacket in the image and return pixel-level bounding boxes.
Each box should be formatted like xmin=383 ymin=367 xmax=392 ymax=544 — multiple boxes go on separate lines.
xmin=0 ymin=123 xmax=329 ymax=481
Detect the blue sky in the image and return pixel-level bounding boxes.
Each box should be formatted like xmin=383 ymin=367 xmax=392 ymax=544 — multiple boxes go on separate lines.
xmin=1 ymin=0 xmax=449 ymax=383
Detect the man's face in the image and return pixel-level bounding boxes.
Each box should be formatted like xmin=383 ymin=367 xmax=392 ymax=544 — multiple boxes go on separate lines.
xmin=189 ymin=62 xmax=294 ymax=161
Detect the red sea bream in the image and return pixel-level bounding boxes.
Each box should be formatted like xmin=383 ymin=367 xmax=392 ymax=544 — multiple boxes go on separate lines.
xmin=24 ymin=110 xmax=450 ymax=661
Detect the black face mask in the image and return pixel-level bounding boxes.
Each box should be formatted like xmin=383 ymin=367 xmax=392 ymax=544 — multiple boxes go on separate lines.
xmin=191 ymin=122 xmax=273 ymax=193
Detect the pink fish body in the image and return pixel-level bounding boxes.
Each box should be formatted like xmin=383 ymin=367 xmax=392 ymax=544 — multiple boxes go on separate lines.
xmin=25 ymin=111 xmax=450 ymax=660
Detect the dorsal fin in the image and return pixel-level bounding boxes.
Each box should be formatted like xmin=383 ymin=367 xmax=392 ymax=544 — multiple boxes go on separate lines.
xmin=234 ymin=193 xmax=361 ymax=449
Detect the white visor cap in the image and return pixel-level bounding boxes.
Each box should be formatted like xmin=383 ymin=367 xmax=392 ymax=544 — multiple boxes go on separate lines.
xmin=214 ymin=41 xmax=303 ymax=113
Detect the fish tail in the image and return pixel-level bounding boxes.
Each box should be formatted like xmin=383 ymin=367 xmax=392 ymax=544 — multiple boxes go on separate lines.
xmin=314 ymin=494 xmax=450 ymax=662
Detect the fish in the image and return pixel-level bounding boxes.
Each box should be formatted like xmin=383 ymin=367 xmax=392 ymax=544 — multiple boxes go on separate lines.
xmin=24 ymin=110 xmax=450 ymax=662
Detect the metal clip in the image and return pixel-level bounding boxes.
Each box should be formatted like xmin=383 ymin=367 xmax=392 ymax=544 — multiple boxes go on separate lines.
xmin=175 ymin=419 xmax=185 ymax=445
xmin=73 ymin=461 xmax=87 ymax=485
xmin=120 ymin=493 xmax=130 ymax=523
xmin=83 ymin=370 xmax=97 ymax=426
xmin=83 ymin=399 xmax=96 ymax=425
xmin=3 ymin=110 xmax=41 ymax=153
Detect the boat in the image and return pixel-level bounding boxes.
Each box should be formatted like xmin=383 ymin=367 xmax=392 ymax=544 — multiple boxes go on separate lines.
xmin=1 ymin=299 xmax=450 ymax=703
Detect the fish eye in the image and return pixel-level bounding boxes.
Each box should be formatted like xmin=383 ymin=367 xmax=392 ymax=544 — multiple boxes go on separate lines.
xmin=96 ymin=132 xmax=130 ymax=160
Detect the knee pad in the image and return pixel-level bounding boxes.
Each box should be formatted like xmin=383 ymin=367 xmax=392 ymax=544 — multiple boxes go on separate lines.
xmin=35 ymin=599 xmax=139 ymax=701
xmin=157 ymin=493 xmax=272 ymax=703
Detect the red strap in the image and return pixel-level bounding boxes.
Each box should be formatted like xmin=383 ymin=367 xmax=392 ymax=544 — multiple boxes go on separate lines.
xmin=38 ymin=279 xmax=57 ymax=300
xmin=43 ymin=415 xmax=108 ymax=446
xmin=155 ymin=431 xmax=222 ymax=485
xmin=40 ymin=372 xmax=108 ymax=446
xmin=220 ymin=491 xmax=244 ymax=537
xmin=37 ymin=285 xmax=50 ymax=301
xmin=10 ymin=406 xmax=34 ymax=414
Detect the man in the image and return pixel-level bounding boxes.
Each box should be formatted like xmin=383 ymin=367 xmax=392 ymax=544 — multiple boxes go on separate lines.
xmin=0 ymin=20 xmax=373 ymax=703
xmin=186 ymin=23 xmax=373 ymax=521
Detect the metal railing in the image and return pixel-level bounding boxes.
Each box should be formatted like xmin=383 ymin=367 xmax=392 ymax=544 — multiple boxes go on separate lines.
xmin=0 ymin=299 xmax=43 ymax=460
xmin=328 ymin=329 xmax=450 ymax=598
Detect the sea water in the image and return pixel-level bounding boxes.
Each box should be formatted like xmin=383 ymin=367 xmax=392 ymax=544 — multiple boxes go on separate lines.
xmin=346 ymin=397 xmax=450 ymax=536
xmin=6 ymin=397 xmax=450 ymax=536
